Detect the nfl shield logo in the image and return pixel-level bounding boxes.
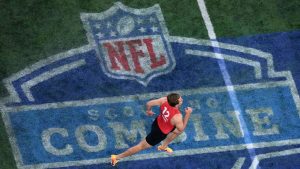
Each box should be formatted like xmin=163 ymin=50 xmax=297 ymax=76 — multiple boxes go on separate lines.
xmin=80 ymin=2 xmax=176 ymax=86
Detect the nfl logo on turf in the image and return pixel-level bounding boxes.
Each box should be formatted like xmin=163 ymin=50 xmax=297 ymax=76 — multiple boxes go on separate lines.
xmin=80 ymin=2 xmax=176 ymax=86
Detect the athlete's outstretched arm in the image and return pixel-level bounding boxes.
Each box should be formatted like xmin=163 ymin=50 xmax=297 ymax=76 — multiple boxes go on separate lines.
xmin=145 ymin=97 xmax=167 ymax=116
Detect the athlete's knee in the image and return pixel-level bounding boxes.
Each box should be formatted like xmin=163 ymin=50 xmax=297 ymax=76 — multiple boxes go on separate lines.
xmin=172 ymin=128 xmax=183 ymax=135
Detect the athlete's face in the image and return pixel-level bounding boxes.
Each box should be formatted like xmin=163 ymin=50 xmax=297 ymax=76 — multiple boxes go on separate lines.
xmin=178 ymin=97 xmax=183 ymax=106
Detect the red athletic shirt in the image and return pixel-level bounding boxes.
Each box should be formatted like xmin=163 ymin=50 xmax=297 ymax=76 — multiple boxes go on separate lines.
xmin=157 ymin=101 xmax=181 ymax=134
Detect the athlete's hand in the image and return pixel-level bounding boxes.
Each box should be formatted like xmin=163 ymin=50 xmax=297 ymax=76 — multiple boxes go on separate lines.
xmin=185 ymin=107 xmax=193 ymax=114
xmin=146 ymin=110 xmax=155 ymax=116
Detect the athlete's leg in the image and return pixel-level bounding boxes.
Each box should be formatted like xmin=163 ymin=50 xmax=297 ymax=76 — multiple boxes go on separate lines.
xmin=160 ymin=129 xmax=182 ymax=149
xmin=116 ymin=139 xmax=152 ymax=159
xmin=112 ymin=118 xmax=162 ymax=166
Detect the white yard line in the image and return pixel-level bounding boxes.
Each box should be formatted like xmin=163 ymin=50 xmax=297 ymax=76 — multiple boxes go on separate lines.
xmin=196 ymin=0 xmax=260 ymax=168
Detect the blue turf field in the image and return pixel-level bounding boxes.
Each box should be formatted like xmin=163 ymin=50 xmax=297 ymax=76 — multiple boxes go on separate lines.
xmin=1 ymin=1 xmax=300 ymax=169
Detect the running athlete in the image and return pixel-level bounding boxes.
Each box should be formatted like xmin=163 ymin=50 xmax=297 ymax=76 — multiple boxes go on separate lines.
xmin=111 ymin=93 xmax=193 ymax=166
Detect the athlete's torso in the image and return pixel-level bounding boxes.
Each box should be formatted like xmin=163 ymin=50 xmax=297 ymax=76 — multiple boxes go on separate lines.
xmin=157 ymin=101 xmax=180 ymax=134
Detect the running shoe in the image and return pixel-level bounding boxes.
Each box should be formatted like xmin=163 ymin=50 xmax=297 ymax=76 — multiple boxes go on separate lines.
xmin=158 ymin=145 xmax=173 ymax=153
xmin=111 ymin=155 xmax=119 ymax=166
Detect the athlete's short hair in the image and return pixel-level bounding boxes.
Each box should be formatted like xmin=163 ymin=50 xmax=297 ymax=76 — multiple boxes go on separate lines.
xmin=167 ymin=93 xmax=180 ymax=107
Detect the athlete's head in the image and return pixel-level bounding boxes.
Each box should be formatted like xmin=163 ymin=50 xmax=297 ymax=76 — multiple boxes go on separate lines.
xmin=167 ymin=93 xmax=182 ymax=107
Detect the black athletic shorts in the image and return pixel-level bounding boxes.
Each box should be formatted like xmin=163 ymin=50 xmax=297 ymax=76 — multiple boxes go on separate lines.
xmin=145 ymin=118 xmax=175 ymax=146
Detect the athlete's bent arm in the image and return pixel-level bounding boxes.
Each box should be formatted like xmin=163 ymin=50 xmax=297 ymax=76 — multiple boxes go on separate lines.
xmin=172 ymin=107 xmax=192 ymax=134
xmin=145 ymin=97 xmax=167 ymax=116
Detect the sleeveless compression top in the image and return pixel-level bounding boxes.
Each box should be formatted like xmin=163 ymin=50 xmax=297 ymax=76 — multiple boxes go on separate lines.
xmin=157 ymin=101 xmax=180 ymax=134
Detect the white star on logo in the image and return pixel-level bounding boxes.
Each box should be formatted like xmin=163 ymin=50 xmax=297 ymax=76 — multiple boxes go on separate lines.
xmin=96 ymin=32 xmax=104 ymax=39
xmin=151 ymin=26 xmax=158 ymax=32
xmin=107 ymin=22 xmax=112 ymax=28
xmin=138 ymin=27 xmax=146 ymax=33
xmin=110 ymin=31 xmax=117 ymax=37
xmin=149 ymin=17 xmax=156 ymax=23
xmin=137 ymin=18 xmax=144 ymax=24
xmin=94 ymin=23 xmax=101 ymax=29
